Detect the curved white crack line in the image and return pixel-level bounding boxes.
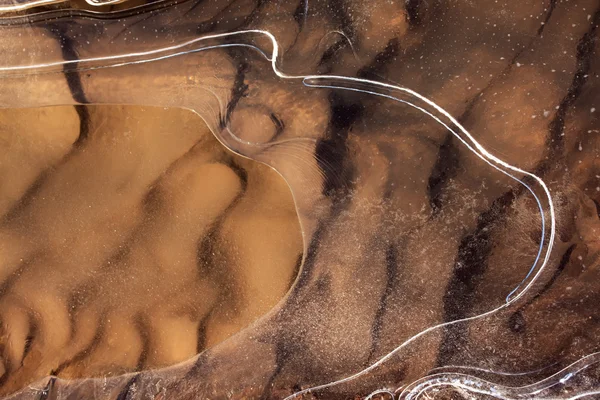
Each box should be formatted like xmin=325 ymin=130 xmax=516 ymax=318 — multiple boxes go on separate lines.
xmin=401 ymin=352 xmax=600 ymax=400
xmin=0 ymin=0 xmax=66 ymax=12
xmin=0 ymin=28 xmax=556 ymax=399
xmin=410 ymin=382 xmax=600 ymax=400
xmin=0 ymin=0 xmax=137 ymax=14
xmin=300 ymin=77 xmax=548 ymax=304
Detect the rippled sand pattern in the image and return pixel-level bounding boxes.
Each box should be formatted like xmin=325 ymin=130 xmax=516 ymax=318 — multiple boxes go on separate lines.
xmin=0 ymin=0 xmax=599 ymax=399
xmin=0 ymin=105 xmax=302 ymax=392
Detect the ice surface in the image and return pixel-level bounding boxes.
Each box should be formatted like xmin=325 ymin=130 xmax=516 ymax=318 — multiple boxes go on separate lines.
xmin=0 ymin=0 xmax=599 ymax=399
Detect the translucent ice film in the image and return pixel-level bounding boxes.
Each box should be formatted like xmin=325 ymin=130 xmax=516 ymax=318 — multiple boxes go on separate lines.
xmin=0 ymin=0 xmax=599 ymax=399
